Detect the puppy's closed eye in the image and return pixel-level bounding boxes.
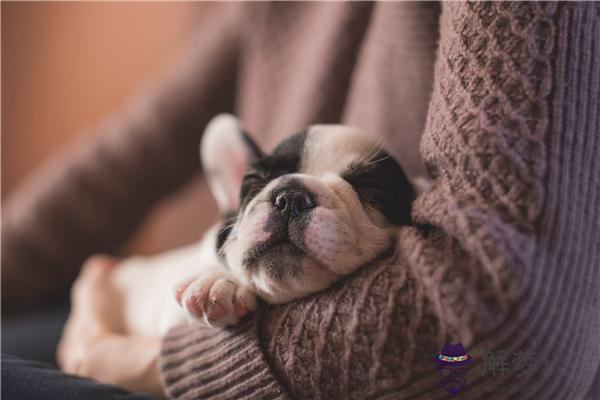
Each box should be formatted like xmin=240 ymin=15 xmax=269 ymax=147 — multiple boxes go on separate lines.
xmin=240 ymin=171 xmax=266 ymax=201
xmin=342 ymin=153 xmax=413 ymax=225
xmin=343 ymin=164 xmax=387 ymax=204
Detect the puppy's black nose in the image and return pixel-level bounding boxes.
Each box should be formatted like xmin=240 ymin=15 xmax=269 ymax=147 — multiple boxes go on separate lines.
xmin=273 ymin=190 xmax=315 ymax=218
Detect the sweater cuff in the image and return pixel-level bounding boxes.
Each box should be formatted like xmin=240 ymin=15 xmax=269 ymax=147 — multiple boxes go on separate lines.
xmin=160 ymin=317 xmax=289 ymax=400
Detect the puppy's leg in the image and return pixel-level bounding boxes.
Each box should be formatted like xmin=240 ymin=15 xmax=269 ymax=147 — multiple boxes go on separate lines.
xmin=174 ymin=272 xmax=257 ymax=327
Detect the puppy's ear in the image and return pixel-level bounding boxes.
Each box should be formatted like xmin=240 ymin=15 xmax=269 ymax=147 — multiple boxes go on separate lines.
xmin=201 ymin=114 xmax=263 ymax=214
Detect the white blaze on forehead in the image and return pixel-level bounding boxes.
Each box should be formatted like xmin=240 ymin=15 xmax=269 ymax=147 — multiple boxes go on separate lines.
xmin=301 ymin=125 xmax=379 ymax=176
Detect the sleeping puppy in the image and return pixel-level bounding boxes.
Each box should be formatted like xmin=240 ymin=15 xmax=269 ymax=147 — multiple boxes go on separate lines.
xmin=107 ymin=114 xmax=414 ymax=335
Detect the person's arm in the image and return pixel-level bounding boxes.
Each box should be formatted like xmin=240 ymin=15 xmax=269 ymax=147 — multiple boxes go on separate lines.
xmin=1 ymin=3 xmax=242 ymax=315
xmin=160 ymin=3 xmax=600 ymax=399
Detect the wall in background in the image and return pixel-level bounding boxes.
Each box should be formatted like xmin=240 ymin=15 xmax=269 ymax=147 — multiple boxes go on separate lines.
xmin=2 ymin=2 xmax=200 ymax=196
xmin=1 ymin=3 xmax=218 ymax=254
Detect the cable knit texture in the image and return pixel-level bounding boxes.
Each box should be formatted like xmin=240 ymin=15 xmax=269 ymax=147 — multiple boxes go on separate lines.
xmin=3 ymin=2 xmax=599 ymax=399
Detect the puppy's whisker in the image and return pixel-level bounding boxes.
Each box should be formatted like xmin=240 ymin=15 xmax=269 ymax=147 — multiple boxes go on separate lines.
xmin=354 ymin=135 xmax=386 ymax=169
xmin=367 ymin=153 xmax=392 ymax=165
xmin=220 ymin=222 xmax=237 ymax=232
xmin=221 ymin=216 xmax=238 ymax=225
xmin=219 ymin=218 xmax=239 ymax=232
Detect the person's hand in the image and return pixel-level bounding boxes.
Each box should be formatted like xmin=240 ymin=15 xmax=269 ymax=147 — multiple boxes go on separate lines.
xmin=57 ymin=255 xmax=165 ymax=398
xmin=57 ymin=255 xmax=116 ymax=373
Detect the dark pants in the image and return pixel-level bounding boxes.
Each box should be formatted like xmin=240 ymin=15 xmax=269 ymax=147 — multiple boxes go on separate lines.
xmin=1 ymin=355 xmax=154 ymax=400
xmin=2 ymin=304 xmax=69 ymax=366
xmin=1 ymin=305 xmax=154 ymax=400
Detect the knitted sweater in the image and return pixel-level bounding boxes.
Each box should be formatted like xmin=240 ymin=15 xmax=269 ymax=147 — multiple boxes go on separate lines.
xmin=2 ymin=2 xmax=599 ymax=399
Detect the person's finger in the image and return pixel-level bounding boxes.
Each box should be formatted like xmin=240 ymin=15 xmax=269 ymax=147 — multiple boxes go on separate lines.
xmin=81 ymin=254 xmax=119 ymax=278
xmin=72 ymin=255 xmax=119 ymax=300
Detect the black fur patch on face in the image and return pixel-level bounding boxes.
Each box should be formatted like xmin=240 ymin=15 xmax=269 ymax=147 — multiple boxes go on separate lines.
xmin=342 ymin=150 xmax=415 ymax=225
xmin=238 ymin=130 xmax=307 ymax=211
xmin=241 ymin=130 xmax=264 ymax=160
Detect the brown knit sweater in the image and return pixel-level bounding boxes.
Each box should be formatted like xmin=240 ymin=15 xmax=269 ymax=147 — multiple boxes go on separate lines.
xmin=2 ymin=2 xmax=599 ymax=399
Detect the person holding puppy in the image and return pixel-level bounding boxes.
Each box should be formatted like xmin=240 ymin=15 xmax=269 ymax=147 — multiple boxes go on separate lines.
xmin=3 ymin=2 xmax=599 ymax=399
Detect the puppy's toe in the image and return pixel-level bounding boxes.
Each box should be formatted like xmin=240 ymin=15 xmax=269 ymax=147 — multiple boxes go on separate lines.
xmin=233 ymin=286 xmax=258 ymax=318
xmin=180 ymin=279 xmax=211 ymax=321
xmin=203 ymin=279 xmax=238 ymax=326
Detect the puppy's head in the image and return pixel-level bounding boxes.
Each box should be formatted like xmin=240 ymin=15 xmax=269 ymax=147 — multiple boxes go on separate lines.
xmin=202 ymin=114 xmax=414 ymax=303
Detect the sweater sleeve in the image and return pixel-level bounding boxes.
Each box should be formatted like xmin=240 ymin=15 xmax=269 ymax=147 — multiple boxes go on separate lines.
xmin=1 ymin=4 xmax=242 ymax=315
xmin=160 ymin=3 xmax=600 ymax=399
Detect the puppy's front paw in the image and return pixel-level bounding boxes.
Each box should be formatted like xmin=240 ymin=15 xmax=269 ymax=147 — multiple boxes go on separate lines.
xmin=173 ymin=274 xmax=257 ymax=327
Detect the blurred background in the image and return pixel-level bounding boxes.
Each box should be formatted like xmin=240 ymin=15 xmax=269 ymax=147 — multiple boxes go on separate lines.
xmin=2 ymin=2 xmax=217 ymax=255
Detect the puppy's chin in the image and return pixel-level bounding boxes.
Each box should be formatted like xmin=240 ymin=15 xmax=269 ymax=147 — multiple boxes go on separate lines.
xmin=243 ymin=241 xmax=340 ymax=304
xmin=232 ymin=209 xmax=394 ymax=303
xmin=244 ymin=228 xmax=394 ymax=303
